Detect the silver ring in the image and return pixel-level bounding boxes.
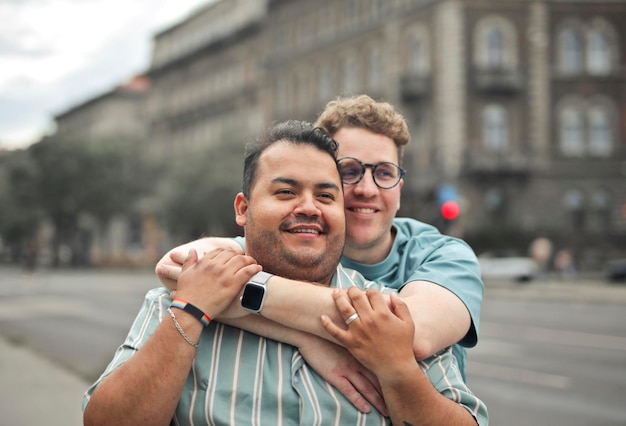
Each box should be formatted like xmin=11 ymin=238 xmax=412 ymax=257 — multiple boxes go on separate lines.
xmin=345 ymin=312 xmax=359 ymax=325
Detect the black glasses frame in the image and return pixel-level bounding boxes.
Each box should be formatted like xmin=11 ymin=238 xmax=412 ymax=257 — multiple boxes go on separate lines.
xmin=338 ymin=157 xmax=406 ymax=189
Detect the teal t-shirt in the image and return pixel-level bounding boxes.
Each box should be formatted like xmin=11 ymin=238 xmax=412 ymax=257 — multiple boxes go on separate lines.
xmin=340 ymin=217 xmax=483 ymax=378
xmin=233 ymin=217 xmax=483 ymax=378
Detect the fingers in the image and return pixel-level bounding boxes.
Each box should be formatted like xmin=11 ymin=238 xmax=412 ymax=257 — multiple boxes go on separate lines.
xmin=345 ymin=372 xmax=388 ymax=416
xmin=321 ymin=314 xmax=347 ymax=341
xmin=169 ymin=249 xmax=188 ymax=265
xmin=181 ymin=248 xmax=199 ymax=271
xmin=389 ymin=293 xmax=412 ymax=321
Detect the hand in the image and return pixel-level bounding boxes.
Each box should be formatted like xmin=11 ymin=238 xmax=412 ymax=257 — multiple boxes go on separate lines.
xmin=321 ymin=288 xmax=416 ymax=380
xmin=298 ymin=337 xmax=388 ymax=416
xmin=156 ymin=249 xmax=187 ymax=290
xmin=176 ymin=248 xmax=261 ymax=320
xmin=155 ymin=238 xmax=245 ymax=290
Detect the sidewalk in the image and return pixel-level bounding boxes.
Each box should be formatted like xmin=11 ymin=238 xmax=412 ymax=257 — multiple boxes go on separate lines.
xmin=0 ymin=335 xmax=87 ymax=426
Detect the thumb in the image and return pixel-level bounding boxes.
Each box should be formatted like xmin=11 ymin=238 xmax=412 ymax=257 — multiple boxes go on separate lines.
xmin=181 ymin=248 xmax=198 ymax=272
xmin=390 ymin=293 xmax=412 ymax=321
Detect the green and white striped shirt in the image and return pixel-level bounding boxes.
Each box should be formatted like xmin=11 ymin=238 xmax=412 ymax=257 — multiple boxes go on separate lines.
xmin=83 ymin=264 xmax=488 ymax=425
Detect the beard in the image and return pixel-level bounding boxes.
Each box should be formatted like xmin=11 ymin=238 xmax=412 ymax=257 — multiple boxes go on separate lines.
xmin=244 ymin=221 xmax=344 ymax=285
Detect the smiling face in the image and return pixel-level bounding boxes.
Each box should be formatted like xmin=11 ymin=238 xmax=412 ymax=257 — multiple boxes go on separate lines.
xmin=235 ymin=141 xmax=345 ymax=285
xmin=333 ymin=127 xmax=403 ymax=263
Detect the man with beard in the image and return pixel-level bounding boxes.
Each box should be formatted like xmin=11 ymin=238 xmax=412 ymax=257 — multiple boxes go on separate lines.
xmin=156 ymin=95 xmax=483 ymax=411
xmin=83 ymin=121 xmax=486 ymax=426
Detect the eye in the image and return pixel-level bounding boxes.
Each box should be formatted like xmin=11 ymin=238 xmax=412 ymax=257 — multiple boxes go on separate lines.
xmin=375 ymin=164 xmax=397 ymax=180
xmin=317 ymin=192 xmax=336 ymax=202
xmin=275 ymin=189 xmax=296 ymax=198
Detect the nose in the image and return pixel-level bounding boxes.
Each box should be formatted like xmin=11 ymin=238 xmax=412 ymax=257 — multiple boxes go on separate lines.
xmin=351 ymin=168 xmax=379 ymax=197
xmin=293 ymin=193 xmax=321 ymax=217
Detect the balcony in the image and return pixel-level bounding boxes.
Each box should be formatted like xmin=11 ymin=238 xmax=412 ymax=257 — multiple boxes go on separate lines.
xmin=473 ymin=67 xmax=523 ymax=94
xmin=399 ymin=73 xmax=431 ymax=101
xmin=464 ymin=151 xmax=532 ymax=178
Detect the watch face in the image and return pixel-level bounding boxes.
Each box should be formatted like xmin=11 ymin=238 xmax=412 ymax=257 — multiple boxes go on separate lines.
xmin=242 ymin=283 xmax=265 ymax=311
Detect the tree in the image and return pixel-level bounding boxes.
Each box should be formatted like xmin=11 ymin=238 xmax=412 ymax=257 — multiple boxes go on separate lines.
xmin=28 ymin=137 xmax=154 ymax=265
xmin=157 ymin=136 xmax=245 ymax=242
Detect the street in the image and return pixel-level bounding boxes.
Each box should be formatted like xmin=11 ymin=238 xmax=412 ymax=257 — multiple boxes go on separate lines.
xmin=1 ymin=266 xmax=626 ymax=425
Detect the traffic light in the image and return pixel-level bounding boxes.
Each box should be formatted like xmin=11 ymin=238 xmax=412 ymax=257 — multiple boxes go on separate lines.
xmin=440 ymin=200 xmax=460 ymax=221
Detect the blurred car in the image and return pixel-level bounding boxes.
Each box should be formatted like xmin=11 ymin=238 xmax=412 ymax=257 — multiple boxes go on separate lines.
xmin=477 ymin=250 xmax=540 ymax=283
xmin=605 ymin=259 xmax=626 ymax=283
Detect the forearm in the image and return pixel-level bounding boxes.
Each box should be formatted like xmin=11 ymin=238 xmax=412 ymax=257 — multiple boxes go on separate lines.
xmin=84 ymin=312 xmax=201 ymax=426
xmin=400 ymin=281 xmax=470 ymax=359
xmin=156 ymin=237 xmax=243 ymax=290
xmin=379 ymin=363 xmax=476 ymax=426
xmin=261 ymin=277 xmax=351 ymax=343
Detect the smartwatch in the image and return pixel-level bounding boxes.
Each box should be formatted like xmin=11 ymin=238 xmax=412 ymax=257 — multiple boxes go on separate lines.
xmin=240 ymin=271 xmax=273 ymax=314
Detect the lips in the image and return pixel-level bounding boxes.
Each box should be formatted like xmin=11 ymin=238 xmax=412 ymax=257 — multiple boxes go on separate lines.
xmin=289 ymin=228 xmax=320 ymax=235
xmin=280 ymin=221 xmax=327 ymax=234
xmin=347 ymin=206 xmax=378 ymax=214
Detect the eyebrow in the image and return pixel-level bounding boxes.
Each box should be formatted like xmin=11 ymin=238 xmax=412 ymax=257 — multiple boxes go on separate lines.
xmin=271 ymin=177 xmax=340 ymax=192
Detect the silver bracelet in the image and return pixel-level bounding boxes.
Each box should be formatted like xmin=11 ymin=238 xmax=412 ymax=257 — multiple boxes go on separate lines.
xmin=167 ymin=308 xmax=200 ymax=349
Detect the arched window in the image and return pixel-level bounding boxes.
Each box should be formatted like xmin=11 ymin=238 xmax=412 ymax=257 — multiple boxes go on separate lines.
xmin=474 ymin=16 xmax=518 ymax=70
xmin=486 ymin=28 xmax=505 ymax=69
xmin=318 ymin=64 xmax=333 ymax=102
xmin=341 ymin=54 xmax=359 ymax=94
xmin=587 ymin=28 xmax=611 ymax=74
xmin=590 ymin=188 xmax=611 ymax=232
xmin=563 ymin=189 xmax=585 ymax=229
xmin=405 ymin=26 xmax=430 ymax=75
xmin=482 ymin=104 xmax=508 ymax=151
xmin=559 ymin=28 xmax=584 ymax=73
xmin=559 ymin=105 xmax=585 ymax=156
xmin=588 ymin=104 xmax=612 ymax=157
xmin=367 ymin=44 xmax=384 ymax=90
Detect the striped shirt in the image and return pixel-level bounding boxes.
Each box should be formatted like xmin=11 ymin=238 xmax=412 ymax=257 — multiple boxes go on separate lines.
xmin=83 ymin=264 xmax=488 ymax=425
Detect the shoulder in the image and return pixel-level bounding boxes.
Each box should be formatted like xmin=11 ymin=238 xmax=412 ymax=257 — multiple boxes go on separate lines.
xmin=393 ymin=217 xmax=476 ymax=258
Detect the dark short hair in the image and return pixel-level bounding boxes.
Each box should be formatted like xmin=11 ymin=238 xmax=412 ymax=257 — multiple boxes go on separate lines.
xmin=242 ymin=120 xmax=339 ymax=197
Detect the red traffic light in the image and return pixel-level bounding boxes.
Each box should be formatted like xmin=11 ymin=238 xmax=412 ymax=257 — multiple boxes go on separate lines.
xmin=441 ymin=200 xmax=460 ymax=221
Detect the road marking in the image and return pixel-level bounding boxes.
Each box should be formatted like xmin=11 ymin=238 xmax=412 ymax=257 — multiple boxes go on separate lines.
xmin=467 ymin=361 xmax=572 ymax=389
xmin=481 ymin=322 xmax=626 ymax=352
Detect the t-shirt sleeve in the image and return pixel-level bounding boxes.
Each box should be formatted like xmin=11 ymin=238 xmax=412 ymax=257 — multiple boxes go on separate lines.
xmin=405 ymin=237 xmax=483 ymax=347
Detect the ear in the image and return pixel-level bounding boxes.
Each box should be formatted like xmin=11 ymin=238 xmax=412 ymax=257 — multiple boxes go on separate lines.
xmin=234 ymin=192 xmax=249 ymax=226
xmin=396 ymin=179 xmax=404 ymax=211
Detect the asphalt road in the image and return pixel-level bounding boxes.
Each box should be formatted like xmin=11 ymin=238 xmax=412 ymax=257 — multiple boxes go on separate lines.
xmin=1 ymin=266 xmax=626 ymax=425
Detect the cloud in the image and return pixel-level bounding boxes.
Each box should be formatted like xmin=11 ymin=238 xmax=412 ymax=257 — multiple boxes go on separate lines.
xmin=0 ymin=0 xmax=212 ymax=150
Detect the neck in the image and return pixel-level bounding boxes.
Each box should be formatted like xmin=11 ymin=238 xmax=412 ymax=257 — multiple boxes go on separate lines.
xmin=343 ymin=230 xmax=395 ymax=264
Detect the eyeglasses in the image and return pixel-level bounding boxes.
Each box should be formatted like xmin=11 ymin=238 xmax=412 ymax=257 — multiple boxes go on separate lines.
xmin=337 ymin=157 xmax=406 ymax=189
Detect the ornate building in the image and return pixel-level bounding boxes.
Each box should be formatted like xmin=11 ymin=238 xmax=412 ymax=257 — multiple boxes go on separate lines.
xmin=146 ymin=0 xmax=626 ymax=268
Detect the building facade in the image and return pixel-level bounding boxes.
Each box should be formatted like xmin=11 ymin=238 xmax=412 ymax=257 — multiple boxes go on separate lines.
xmin=147 ymin=0 xmax=626 ymax=269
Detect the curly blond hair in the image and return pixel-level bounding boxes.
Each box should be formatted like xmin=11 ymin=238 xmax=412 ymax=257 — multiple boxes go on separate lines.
xmin=315 ymin=95 xmax=410 ymax=163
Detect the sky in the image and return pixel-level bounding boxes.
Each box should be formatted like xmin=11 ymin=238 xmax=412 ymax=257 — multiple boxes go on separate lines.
xmin=0 ymin=0 xmax=214 ymax=150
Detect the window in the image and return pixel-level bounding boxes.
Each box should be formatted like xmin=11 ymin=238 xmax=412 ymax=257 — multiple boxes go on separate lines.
xmin=590 ymin=188 xmax=611 ymax=232
xmin=558 ymin=97 xmax=616 ymax=158
xmin=559 ymin=28 xmax=584 ymax=74
xmin=588 ymin=105 xmax=612 ymax=156
xmin=486 ymin=28 xmax=505 ymax=69
xmin=563 ymin=189 xmax=585 ymax=230
xmin=318 ymin=64 xmax=333 ymax=103
xmin=474 ymin=16 xmax=518 ymax=70
xmin=587 ymin=26 xmax=611 ymax=74
xmin=367 ymin=45 xmax=383 ymax=90
xmin=406 ymin=28 xmax=429 ymax=75
xmin=482 ymin=104 xmax=508 ymax=152
xmin=341 ymin=54 xmax=359 ymax=94
xmin=559 ymin=105 xmax=585 ymax=156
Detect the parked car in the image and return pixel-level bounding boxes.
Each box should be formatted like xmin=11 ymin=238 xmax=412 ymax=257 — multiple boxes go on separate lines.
xmin=605 ymin=259 xmax=626 ymax=283
xmin=477 ymin=250 xmax=540 ymax=283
